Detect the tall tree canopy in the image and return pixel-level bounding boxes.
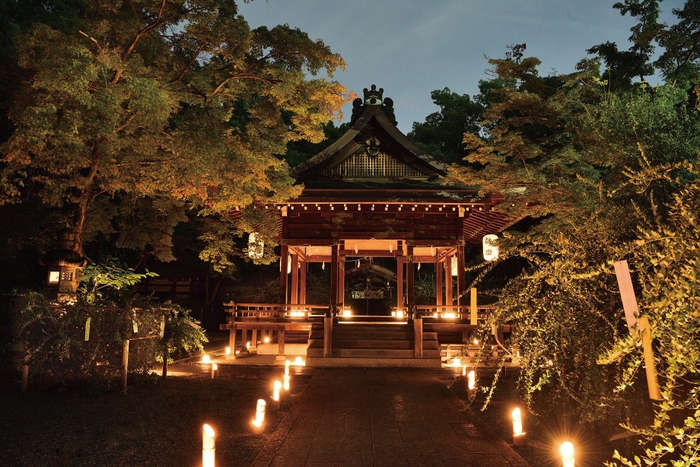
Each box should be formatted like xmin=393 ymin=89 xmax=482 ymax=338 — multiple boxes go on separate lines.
xmin=441 ymin=4 xmax=700 ymax=464
xmin=0 ymin=0 xmax=348 ymax=263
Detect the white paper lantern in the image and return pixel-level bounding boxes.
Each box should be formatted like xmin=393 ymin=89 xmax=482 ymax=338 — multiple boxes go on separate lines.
xmin=482 ymin=234 xmax=499 ymax=261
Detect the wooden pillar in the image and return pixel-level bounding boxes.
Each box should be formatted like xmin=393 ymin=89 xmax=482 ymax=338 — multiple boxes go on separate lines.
xmin=406 ymin=243 xmax=415 ymax=313
xmin=435 ymin=260 xmax=443 ymax=306
xmin=445 ymin=255 xmax=453 ymax=306
xmin=277 ymin=328 xmax=286 ymax=357
xmin=323 ymin=316 xmax=333 ymax=358
xmin=290 ymin=253 xmax=299 ymax=304
xmin=299 ymin=259 xmax=307 ymax=304
xmin=470 ymin=287 xmax=478 ymax=325
xmin=414 ymin=317 xmax=423 ymax=358
xmin=241 ymin=328 xmax=248 ymax=352
xmin=338 ymin=252 xmax=346 ymax=308
xmin=252 ymin=329 xmax=258 ymax=347
xmin=121 ymin=339 xmax=130 ymax=391
xmin=330 ymin=243 xmax=339 ymax=312
xmin=396 ymin=258 xmax=404 ymax=308
xmin=280 ymin=244 xmax=289 ymax=304
xmin=457 ymin=245 xmax=465 ymax=306
xmin=228 ymin=323 xmax=237 ymax=360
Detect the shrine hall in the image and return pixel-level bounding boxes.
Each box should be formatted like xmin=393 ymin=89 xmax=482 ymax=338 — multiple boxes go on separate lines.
xmin=222 ymin=85 xmax=515 ymax=367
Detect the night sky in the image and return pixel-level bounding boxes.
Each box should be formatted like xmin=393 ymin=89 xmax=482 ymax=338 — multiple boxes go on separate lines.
xmin=239 ymin=0 xmax=684 ymax=133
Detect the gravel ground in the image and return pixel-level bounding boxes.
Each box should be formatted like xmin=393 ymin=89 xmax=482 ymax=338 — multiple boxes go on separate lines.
xmin=0 ymin=365 xmax=312 ymax=467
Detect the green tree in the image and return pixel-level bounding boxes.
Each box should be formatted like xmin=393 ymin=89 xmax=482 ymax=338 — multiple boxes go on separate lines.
xmin=448 ymin=39 xmax=700 ymax=442
xmin=408 ymin=87 xmax=484 ymax=164
xmin=1 ymin=0 xmax=347 ymax=263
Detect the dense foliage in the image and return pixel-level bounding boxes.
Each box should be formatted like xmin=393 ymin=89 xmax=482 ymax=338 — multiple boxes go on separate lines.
xmin=415 ymin=1 xmax=700 ymax=464
xmin=0 ymin=0 xmax=348 ymax=275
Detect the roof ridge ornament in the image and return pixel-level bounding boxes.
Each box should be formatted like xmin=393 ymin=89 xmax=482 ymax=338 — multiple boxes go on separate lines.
xmin=364 ymin=84 xmax=384 ymax=105
xmin=350 ymin=85 xmax=397 ymax=126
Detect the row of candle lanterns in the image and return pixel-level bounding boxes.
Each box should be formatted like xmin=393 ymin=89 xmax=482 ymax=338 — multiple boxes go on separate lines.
xmin=199 ymin=355 xmax=305 ymax=466
xmin=461 ymin=365 xmax=576 ymax=465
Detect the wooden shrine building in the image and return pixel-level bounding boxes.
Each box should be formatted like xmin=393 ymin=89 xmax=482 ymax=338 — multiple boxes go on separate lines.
xmin=223 ymin=85 xmax=514 ymax=367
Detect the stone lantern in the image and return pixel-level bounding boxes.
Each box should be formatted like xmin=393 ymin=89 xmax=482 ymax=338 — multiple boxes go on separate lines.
xmin=41 ymin=228 xmax=87 ymax=302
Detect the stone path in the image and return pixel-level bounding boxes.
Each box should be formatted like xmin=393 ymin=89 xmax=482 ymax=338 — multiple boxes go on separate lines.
xmin=251 ymin=368 xmax=529 ymax=467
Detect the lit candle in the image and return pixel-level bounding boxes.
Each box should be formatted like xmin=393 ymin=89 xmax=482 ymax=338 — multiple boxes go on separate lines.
xmin=252 ymin=399 xmax=266 ymax=428
xmin=560 ymin=441 xmax=575 ymax=467
xmin=211 ymin=363 xmax=218 ymax=379
xmin=512 ymin=408 xmax=523 ymax=436
xmin=467 ymin=370 xmax=476 ymax=390
xmin=202 ymin=424 xmax=215 ymax=467
xmin=273 ymin=380 xmax=281 ymax=402
xmin=225 ymin=347 xmax=231 ymax=355
xmin=285 ymin=360 xmax=290 ymax=376
xmin=283 ymin=373 xmax=290 ymax=391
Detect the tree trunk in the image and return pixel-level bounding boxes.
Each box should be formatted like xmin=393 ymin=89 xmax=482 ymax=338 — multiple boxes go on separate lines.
xmin=162 ymin=344 xmax=168 ymax=379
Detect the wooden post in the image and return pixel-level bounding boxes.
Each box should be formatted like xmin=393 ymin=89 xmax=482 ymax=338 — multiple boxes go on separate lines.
xmin=406 ymin=243 xmax=415 ymax=313
xmin=330 ymin=244 xmax=339 ymax=312
xmin=290 ymin=253 xmax=299 ymax=304
xmin=338 ymin=253 xmax=346 ymax=308
xmin=414 ymin=317 xmax=423 ymax=358
xmin=280 ymin=244 xmax=289 ymax=304
xmin=470 ymin=287 xmax=478 ymax=325
xmin=228 ymin=323 xmax=237 ymax=360
xmin=277 ymin=328 xmax=286 ymax=358
xmin=445 ymin=257 xmax=453 ymax=306
xmin=435 ymin=260 xmax=443 ymax=306
xmin=614 ymin=260 xmax=661 ymax=400
xmin=457 ymin=245 xmax=465 ymax=306
xmin=121 ymin=339 xmax=130 ymax=391
xmin=323 ymin=316 xmax=333 ymax=358
xmin=300 ymin=259 xmax=307 ymax=304
xmin=241 ymin=328 xmax=248 ymax=353
xmin=396 ymin=258 xmax=404 ymax=308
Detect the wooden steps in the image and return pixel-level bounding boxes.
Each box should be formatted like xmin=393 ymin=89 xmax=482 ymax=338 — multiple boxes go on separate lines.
xmin=306 ymin=322 xmax=441 ymax=367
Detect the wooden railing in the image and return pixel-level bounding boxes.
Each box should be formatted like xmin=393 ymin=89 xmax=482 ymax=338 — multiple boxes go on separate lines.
xmin=223 ymin=302 xmax=330 ymax=321
xmin=414 ymin=305 xmax=493 ymax=322
xmin=224 ymin=302 xmax=493 ymax=323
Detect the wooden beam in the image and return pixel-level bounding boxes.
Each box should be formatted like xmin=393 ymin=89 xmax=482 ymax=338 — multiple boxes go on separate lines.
xmin=299 ymin=259 xmax=307 ymax=304
xmin=280 ymin=244 xmax=289 ymax=304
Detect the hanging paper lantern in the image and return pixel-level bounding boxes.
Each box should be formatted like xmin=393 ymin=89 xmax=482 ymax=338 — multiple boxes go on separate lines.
xmin=482 ymin=234 xmax=499 ymax=261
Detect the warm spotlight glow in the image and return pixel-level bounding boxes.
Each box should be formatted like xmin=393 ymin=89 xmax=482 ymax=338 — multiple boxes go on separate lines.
xmin=512 ymin=408 xmax=523 ymax=436
xmin=264 ymin=336 xmax=270 ymax=343
xmin=295 ymin=356 xmax=305 ymax=366
xmin=391 ymin=309 xmax=405 ymax=319
xmin=467 ymin=370 xmax=476 ymax=390
xmin=442 ymin=312 xmax=457 ymax=319
xmin=461 ymin=365 xmax=467 ymax=376
xmin=252 ymin=399 xmax=266 ymax=428
xmin=273 ymin=380 xmax=281 ymax=402
xmin=452 ymin=358 xmax=461 ymax=368
xmin=473 ymin=338 xmax=479 ymax=345
xmin=225 ymin=347 xmax=231 ymax=355
xmin=246 ymin=341 xmax=251 ymax=349
xmin=201 ymin=355 xmax=211 ymax=364
xmin=560 ymin=441 xmax=575 ymax=467
xmin=202 ymin=424 xmax=215 ymax=467
xmin=342 ymin=308 xmax=352 ymax=318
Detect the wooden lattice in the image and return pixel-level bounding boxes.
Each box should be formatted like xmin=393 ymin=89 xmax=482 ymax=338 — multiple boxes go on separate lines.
xmin=322 ymin=152 xmax=424 ymax=178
